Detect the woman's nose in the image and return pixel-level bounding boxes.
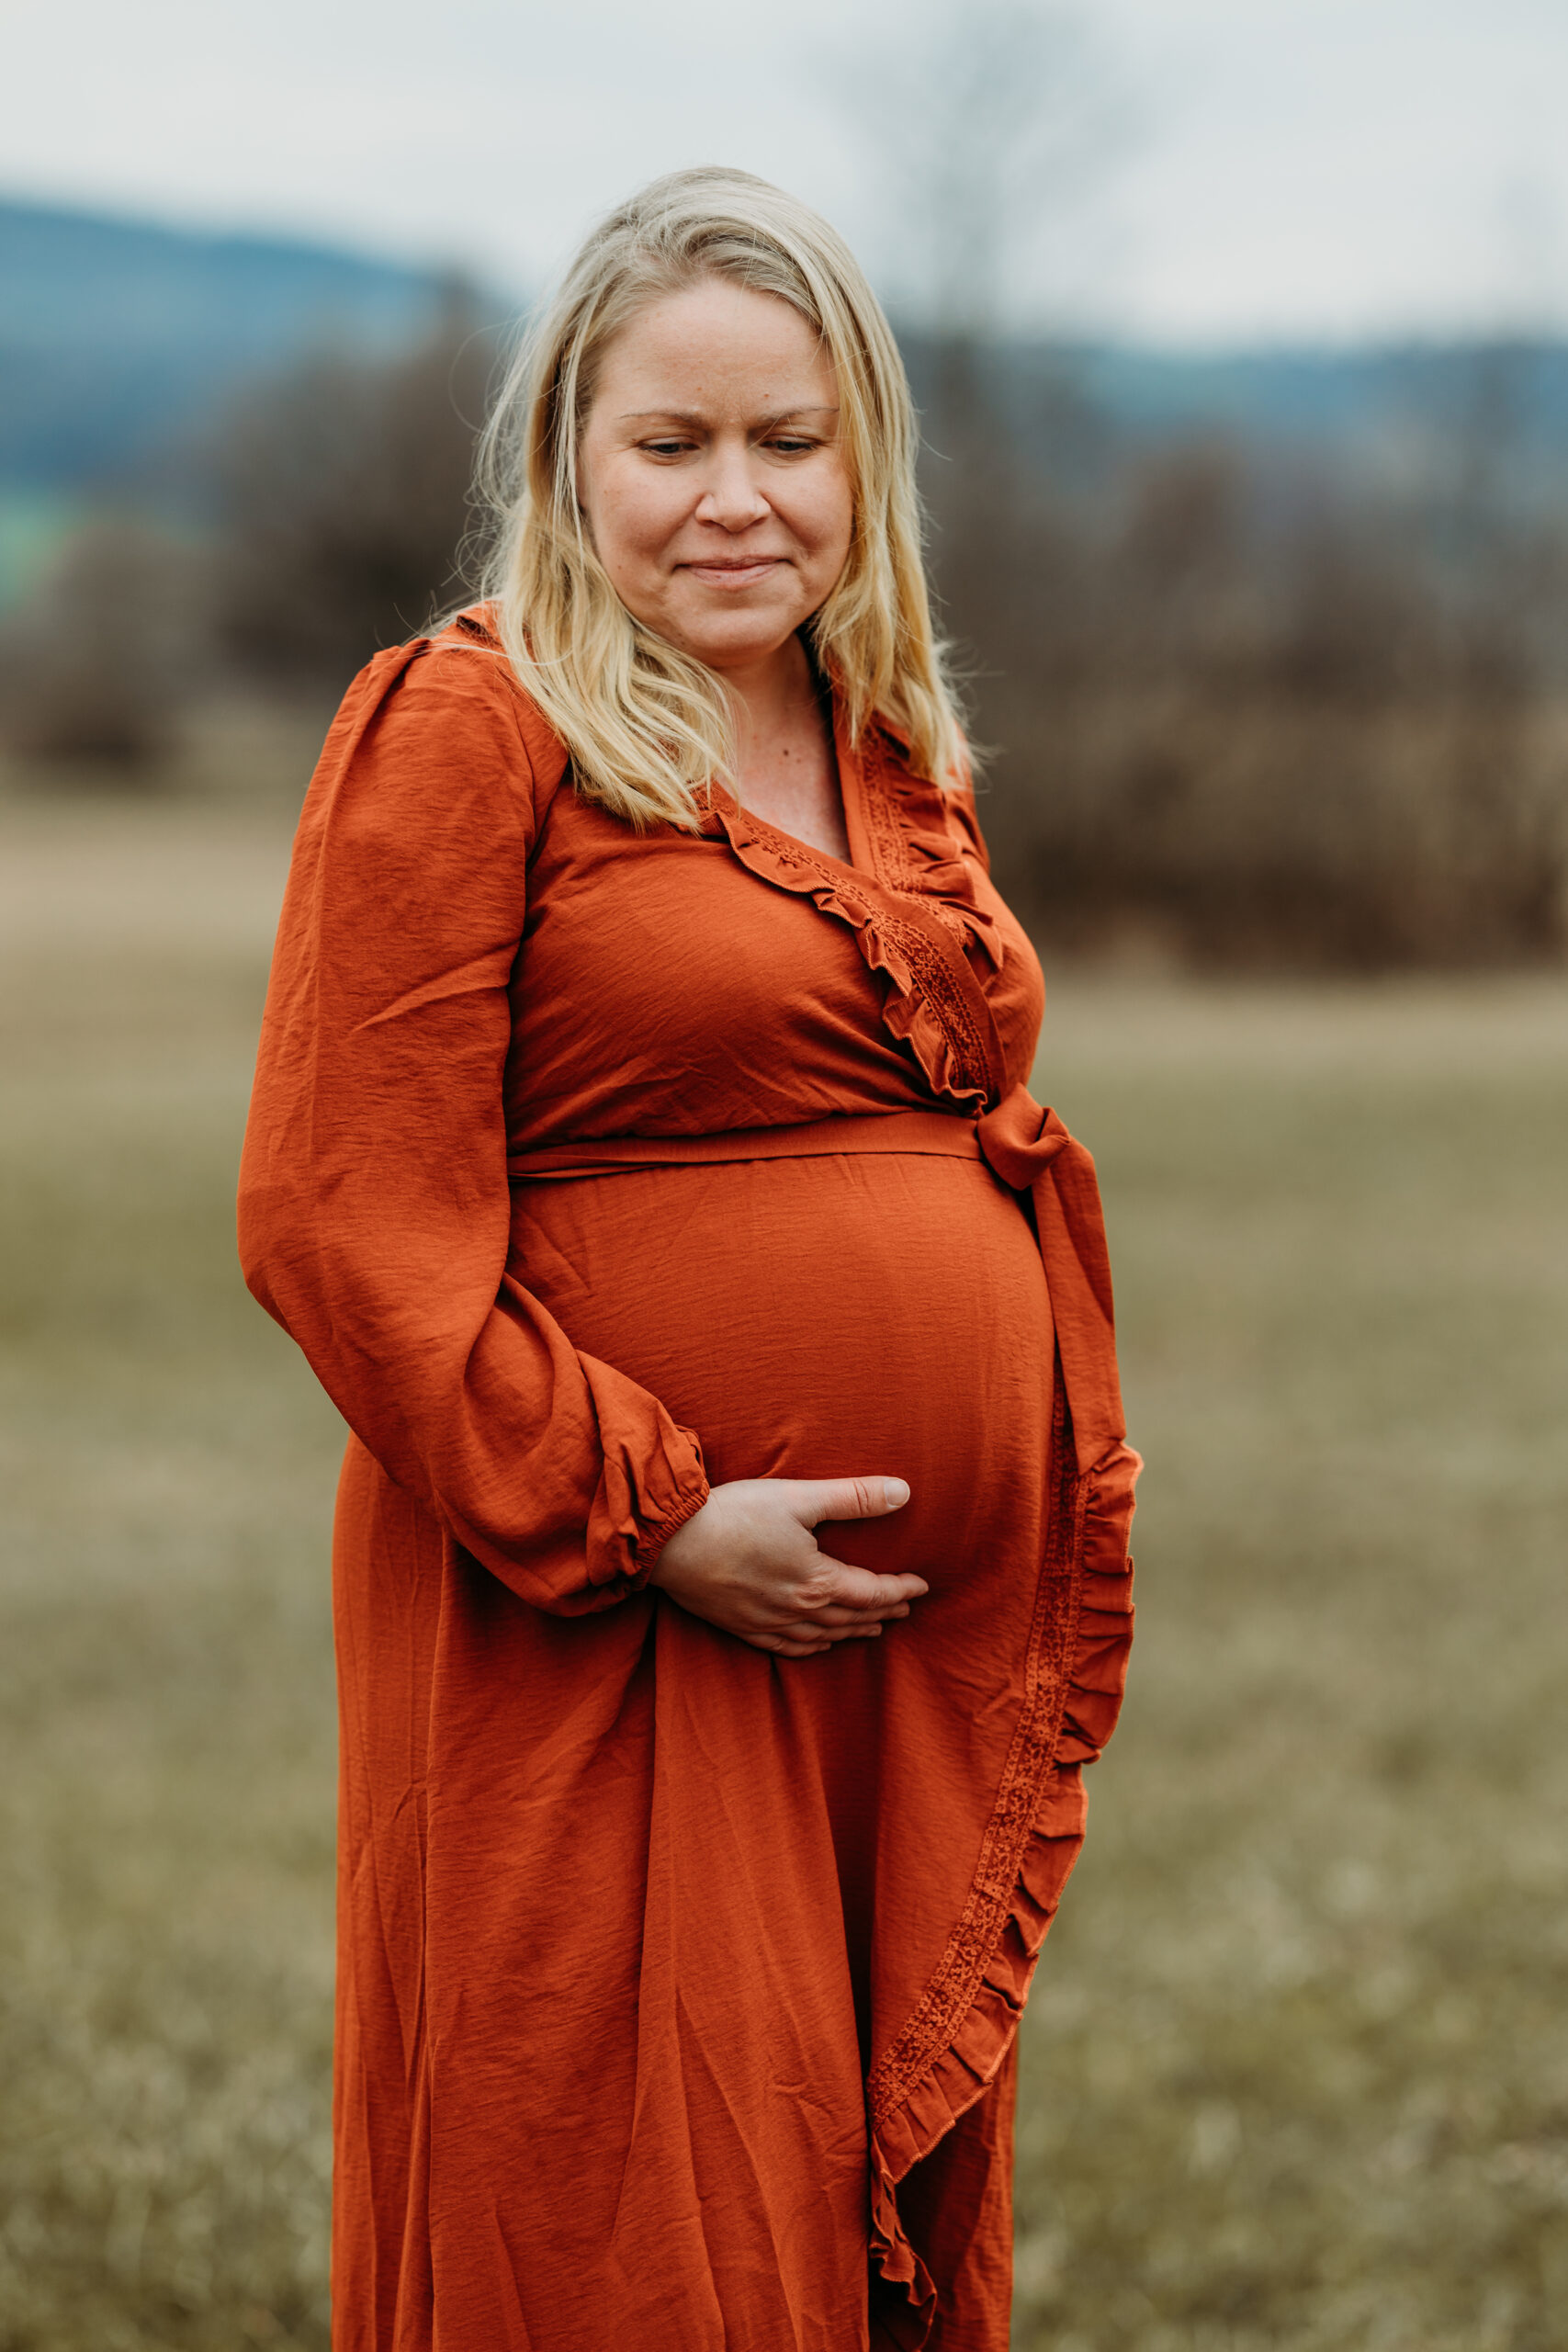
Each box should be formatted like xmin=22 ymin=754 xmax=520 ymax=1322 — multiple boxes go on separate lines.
xmin=694 ymin=447 xmax=771 ymax=532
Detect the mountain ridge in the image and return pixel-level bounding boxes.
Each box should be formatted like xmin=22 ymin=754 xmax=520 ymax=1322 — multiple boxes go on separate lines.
xmin=0 ymin=195 xmax=488 ymax=489
xmin=5 ymin=194 xmax=1568 ymax=498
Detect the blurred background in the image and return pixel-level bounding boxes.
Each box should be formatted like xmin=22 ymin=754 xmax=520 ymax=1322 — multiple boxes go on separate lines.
xmin=0 ymin=2 xmax=1564 ymax=2346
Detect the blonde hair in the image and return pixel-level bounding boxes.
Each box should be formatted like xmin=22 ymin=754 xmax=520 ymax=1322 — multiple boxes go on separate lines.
xmin=472 ymin=165 xmax=965 ymax=829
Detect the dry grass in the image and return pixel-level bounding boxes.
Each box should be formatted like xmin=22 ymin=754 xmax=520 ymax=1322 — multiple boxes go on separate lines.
xmin=0 ymin=784 xmax=1563 ymax=2350
xmin=1017 ymin=974 xmax=1568 ymax=2350
xmin=0 ymin=790 xmax=339 ymax=2351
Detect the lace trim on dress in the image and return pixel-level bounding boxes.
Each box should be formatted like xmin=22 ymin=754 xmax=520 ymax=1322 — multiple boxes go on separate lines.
xmin=865 ymin=1428 xmax=1138 ymax=2343
xmin=701 ymin=731 xmax=1139 ymax=2343
xmin=854 ymin=728 xmax=1000 ymax=950
xmin=700 ymin=729 xmax=1007 ymax=1110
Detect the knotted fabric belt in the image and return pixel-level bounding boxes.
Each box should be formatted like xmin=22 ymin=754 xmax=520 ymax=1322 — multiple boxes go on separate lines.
xmin=507 ymin=1085 xmax=1124 ymax=1476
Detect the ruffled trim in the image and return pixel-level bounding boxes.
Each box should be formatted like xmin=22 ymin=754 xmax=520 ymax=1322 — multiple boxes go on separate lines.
xmin=852 ymin=729 xmax=1004 ymax=964
xmin=865 ymin=1427 xmax=1140 ymax=2347
xmin=700 ymin=729 xmax=1007 ymax=1111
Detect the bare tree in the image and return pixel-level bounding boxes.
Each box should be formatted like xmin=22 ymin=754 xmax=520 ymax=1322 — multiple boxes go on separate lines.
xmin=852 ymin=0 xmax=1125 ymax=337
xmin=209 ymin=281 xmax=498 ymax=692
xmin=845 ymin=4 xmax=1568 ymax=969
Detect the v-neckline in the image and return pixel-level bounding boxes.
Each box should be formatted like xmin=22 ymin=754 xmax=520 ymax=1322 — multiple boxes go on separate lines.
xmin=709 ymin=695 xmax=878 ymax=887
xmin=696 ymin=708 xmax=1011 ymax=1112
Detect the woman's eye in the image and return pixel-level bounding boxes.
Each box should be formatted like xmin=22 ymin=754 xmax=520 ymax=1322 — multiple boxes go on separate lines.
xmin=767 ymin=437 xmax=818 ymax=457
xmin=641 ymin=438 xmax=696 ymax=458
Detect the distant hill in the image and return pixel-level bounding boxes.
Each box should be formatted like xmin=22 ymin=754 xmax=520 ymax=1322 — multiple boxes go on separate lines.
xmin=1079 ymin=339 xmax=1568 ymax=452
xmin=900 ymin=334 xmax=1568 ymax=502
xmin=4 ymin=192 xmax=1567 ymax=507
xmin=0 ymin=196 xmax=498 ymax=492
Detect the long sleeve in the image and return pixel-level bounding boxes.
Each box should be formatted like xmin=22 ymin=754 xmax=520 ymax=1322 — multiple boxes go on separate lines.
xmin=237 ymin=635 xmax=708 ymax=1614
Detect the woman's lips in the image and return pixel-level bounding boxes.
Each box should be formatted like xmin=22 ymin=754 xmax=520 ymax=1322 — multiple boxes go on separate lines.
xmin=681 ymin=559 xmax=786 ymax=590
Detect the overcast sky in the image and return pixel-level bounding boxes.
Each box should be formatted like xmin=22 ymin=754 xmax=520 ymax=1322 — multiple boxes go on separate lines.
xmin=4 ymin=0 xmax=1567 ymax=343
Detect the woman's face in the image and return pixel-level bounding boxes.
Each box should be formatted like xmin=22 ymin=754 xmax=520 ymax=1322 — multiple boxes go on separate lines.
xmin=578 ymin=277 xmax=854 ymax=677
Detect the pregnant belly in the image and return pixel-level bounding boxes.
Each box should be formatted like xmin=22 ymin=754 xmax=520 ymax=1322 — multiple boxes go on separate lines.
xmin=508 ymin=1148 xmax=1055 ymax=1589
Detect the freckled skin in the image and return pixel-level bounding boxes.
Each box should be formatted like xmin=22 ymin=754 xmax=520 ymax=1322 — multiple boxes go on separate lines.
xmin=580 ymin=278 xmax=853 ymax=863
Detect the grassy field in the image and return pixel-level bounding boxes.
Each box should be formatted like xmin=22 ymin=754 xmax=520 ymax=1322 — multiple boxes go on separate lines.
xmin=0 ymin=782 xmax=1564 ymax=2351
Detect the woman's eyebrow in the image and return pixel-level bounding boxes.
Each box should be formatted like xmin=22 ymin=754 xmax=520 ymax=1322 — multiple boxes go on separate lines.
xmin=617 ymin=405 xmax=840 ymax=424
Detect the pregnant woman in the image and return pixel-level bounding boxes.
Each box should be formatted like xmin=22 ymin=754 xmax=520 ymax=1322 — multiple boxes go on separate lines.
xmin=240 ymin=167 xmax=1139 ymax=2352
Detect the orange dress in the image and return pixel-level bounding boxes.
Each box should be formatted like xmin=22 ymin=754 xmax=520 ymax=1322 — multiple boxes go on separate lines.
xmin=239 ymin=614 xmax=1138 ymax=2352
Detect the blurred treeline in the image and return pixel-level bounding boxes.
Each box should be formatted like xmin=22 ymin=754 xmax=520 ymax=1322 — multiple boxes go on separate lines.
xmin=0 ymin=283 xmax=491 ymax=773
xmin=910 ymin=336 xmax=1568 ymax=967
xmin=2 ymin=291 xmax=1566 ymax=970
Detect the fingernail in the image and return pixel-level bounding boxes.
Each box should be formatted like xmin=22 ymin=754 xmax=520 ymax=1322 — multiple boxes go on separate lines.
xmin=882 ymin=1477 xmax=910 ymax=1510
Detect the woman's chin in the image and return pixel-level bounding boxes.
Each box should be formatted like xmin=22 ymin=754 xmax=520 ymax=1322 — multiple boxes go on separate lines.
xmin=667 ymin=611 xmax=813 ymax=674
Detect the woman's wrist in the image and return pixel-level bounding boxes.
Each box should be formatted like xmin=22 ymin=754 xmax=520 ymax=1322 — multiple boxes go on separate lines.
xmin=637 ymin=1476 xmax=711 ymax=1586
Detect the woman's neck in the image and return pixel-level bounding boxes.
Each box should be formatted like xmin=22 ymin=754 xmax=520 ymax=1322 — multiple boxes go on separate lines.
xmin=720 ymin=635 xmax=849 ymax=863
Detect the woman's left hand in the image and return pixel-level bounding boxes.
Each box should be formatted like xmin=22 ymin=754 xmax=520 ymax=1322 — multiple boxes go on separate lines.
xmin=649 ymin=1474 xmax=927 ymax=1657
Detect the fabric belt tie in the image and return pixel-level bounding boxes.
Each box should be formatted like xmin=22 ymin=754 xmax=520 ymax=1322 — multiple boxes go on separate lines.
xmin=974 ymin=1082 xmax=1126 ymax=1475
xmin=508 ymin=1084 xmax=1124 ymax=1476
